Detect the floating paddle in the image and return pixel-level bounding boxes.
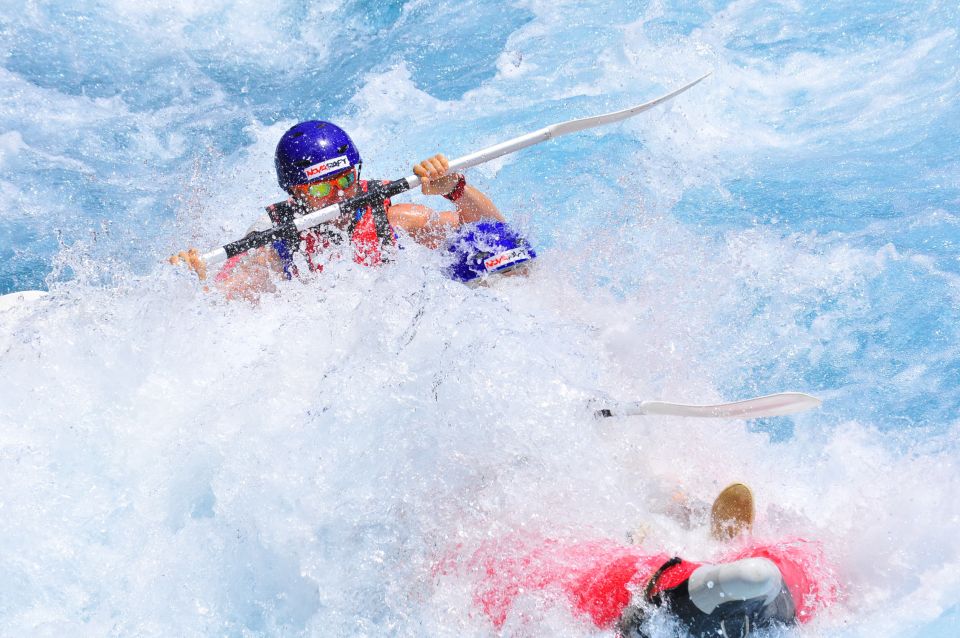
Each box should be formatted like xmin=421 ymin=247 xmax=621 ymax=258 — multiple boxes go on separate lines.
xmin=197 ymin=73 xmax=711 ymax=268
xmin=594 ymin=392 xmax=822 ymax=419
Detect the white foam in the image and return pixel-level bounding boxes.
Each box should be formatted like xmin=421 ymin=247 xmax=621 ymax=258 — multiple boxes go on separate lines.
xmin=2 ymin=0 xmax=959 ymax=635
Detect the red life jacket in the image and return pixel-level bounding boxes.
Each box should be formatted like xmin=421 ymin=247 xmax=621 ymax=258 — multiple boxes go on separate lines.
xmin=449 ymin=535 xmax=836 ymax=629
xmin=264 ymin=179 xmax=396 ymax=276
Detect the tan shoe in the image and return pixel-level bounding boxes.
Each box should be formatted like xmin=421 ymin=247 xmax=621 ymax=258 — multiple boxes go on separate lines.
xmin=710 ymin=483 xmax=754 ymax=541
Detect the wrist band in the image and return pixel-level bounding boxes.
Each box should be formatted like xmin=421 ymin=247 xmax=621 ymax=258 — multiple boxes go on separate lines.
xmin=443 ymin=174 xmax=467 ymax=202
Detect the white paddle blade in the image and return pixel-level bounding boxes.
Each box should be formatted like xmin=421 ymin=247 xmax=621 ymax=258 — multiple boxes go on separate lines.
xmin=549 ymin=72 xmax=712 ymax=136
xmin=443 ymin=72 xmax=713 ymax=176
xmin=628 ymin=392 xmax=822 ymax=419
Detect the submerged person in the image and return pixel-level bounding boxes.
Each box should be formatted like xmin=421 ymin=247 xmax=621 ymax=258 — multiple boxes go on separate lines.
xmin=451 ymin=483 xmax=838 ymax=637
xmin=170 ymin=121 xmax=536 ymax=293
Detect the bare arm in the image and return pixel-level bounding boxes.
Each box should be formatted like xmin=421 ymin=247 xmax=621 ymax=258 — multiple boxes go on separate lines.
xmin=443 ymin=180 xmax=504 ymax=225
xmin=212 ymin=247 xmax=281 ymax=301
xmin=387 ymin=154 xmax=504 ymax=247
xmin=169 ymin=245 xmax=281 ymax=301
xmin=386 ymin=203 xmax=458 ymax=249
xmin=416 ymin=154 xmax=504 ymax=224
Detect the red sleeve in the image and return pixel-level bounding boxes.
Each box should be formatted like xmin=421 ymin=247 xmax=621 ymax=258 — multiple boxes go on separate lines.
xmin=456 ymin=536 xmax=671 ymax=629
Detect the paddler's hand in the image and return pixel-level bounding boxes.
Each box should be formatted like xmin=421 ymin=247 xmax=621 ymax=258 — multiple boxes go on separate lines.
xmin=168 ymin=248 xmax=208 ymax=281
xmin=413 ymin=154 xmax=460 ymax=197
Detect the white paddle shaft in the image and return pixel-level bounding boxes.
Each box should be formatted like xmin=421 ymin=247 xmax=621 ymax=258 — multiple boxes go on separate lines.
xmin=598 ymin=392 xmax=822 ymax=419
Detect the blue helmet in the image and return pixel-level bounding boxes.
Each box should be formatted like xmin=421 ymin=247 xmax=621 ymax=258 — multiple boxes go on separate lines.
xmin=445 ymin=221 xmax=537 ymax=284
xmin=275 ymin=121 xmax=362 ymax=192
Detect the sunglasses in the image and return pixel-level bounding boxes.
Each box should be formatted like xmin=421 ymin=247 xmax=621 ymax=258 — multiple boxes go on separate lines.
xmin=296 ymin=170 xmax=357 ymax=198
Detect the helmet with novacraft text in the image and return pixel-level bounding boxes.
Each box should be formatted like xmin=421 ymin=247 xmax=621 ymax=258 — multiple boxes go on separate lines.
xmin=275 ymin=121 xmax=362 ymax=192
xmin=445 ymin=221 xmax=537 ymax=284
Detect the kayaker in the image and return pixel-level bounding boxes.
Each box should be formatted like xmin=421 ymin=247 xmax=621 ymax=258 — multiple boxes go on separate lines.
xmin=453 ymin=484 xmax=838 ymax=637
xmin=169 ymin=121 xmax=536 ymax=293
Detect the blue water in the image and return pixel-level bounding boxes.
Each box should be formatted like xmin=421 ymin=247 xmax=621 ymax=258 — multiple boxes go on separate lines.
xmin=1 ymin=1 xmax=959 ymax=636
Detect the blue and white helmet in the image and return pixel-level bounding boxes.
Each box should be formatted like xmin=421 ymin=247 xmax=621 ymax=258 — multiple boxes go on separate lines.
xmin=274 ymin=121 xmax=362 ymax=192
xmin=444 ymin=221 xmax=537 ymax=284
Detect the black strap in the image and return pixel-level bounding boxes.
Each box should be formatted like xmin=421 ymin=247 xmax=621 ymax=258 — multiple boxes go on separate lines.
xmin=371 ymin=196 xmax=395 ymax=245
xmin=264 ymin=199 xmax=308 ymax=254
xmin=644 ymin=557 xmax=683 ymax=604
